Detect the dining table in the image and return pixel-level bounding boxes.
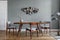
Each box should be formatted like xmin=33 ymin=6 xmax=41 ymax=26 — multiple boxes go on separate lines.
xmin=14 ymin=21 xmax=50 ymax=36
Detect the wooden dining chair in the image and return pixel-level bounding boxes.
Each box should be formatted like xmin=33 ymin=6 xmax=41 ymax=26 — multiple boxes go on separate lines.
xmin=6 ymin=21 xmax=17 ymax=35
xmin=40 ymin=22 xmax=50 ymax=34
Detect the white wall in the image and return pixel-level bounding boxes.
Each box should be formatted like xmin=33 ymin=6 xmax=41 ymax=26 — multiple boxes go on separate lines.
xmin=0 ymin=1 xmax=7 ymax=30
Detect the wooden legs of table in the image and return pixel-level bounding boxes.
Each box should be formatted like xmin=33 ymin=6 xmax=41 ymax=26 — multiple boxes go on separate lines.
xmin=30 ymin=24 xmax=32 ymax=39
xmin=26 ymin=29 xmax=27 ymax=36
xmin=17 ymin=29 xmax=21 ymax=36
xmin=37 ymin=24 xmax=39 ymax=37
xmin=17 ymin=24 xmax=22 ymax=36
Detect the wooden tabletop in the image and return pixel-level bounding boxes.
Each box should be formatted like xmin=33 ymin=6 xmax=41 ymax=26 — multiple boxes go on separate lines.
xmin=14 ymin=22 xmax=50 ymax=24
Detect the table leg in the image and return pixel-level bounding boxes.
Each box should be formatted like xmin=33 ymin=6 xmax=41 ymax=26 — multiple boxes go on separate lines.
xmin=49 ymin=23 xmax=50 ymax=34
xmin=30 ymin=24 xmax=32 ymax=39
xmin=17 ymin=24 xmax=23 ymax=36
xmin=37 ymin=24 xmax=38 ymax=37
xmin=13 ymin=28 xmax=14 ymax=35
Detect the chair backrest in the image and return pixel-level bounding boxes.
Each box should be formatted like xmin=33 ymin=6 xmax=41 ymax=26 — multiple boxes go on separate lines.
xmin=8 ymin=21 xmax=11 ymax=24
xmin=40 ymin=22 xmax=50 ymax=29
xmin=7 ymin=21 xmax=14 ymax=28
xmin=6 ymin=21 xmax=11 ymax=28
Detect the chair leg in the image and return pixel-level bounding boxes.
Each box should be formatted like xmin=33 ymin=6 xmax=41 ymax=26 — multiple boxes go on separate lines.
xmin=44 ymin=29 xmax=46 ymax=34
xmin=26 ymin=29 xmax=27 ymax=36
xmin=30 ymin=30 xmax=32 ymax=39
xmin=45 ymin=29 xmax=46 ymax=34
xmin=41 ymin=31 xmax=43 ymax=36
xmin=13 ymin=29 xmax=14 ymax=35
xmin=46 ymin=29 xmax=47 ymax=34
xmin=37 ymin=30 xmax=38 ymax=37
xmin=16 ymin=29 xmax=17 ymax=35
xmin=9 ymin=29 xmax=10 ymax=34
xmin=39 ymin=30 xmax=43 ymax=36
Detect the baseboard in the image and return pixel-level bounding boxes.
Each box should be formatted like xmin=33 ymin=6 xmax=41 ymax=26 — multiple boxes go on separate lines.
xmin=0 ymin=30 xmax=5 ymax=32
xmin=50 ymin=29 xmax=59 ymax=32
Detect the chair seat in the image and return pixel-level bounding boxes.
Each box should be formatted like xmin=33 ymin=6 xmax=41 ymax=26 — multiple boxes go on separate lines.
xmin=7 ymin=26 xmax=17 ymax=29
xmin=26 ymin=28 xmax=39 ymax=32
xmin=26 ymin=28 xmax=35 ymax=30
xmin=41 ymin=27 xmax=50 ymax=29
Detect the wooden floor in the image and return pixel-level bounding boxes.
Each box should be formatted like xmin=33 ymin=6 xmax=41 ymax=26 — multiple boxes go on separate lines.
xmin=0 ymin=31 xmax=56 ymax=40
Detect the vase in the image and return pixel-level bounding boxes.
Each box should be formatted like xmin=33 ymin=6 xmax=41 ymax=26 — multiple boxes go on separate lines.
xmin=20 ymin=19 xmax=23 ymax=22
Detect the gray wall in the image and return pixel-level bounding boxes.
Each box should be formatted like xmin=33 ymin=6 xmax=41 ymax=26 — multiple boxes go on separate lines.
xmin=51 ymin=0 xmax=59 ymax=29
xmin=8 ymin=0 xmax=59 ymax=29
xmin=59 ymin=0 xmax=60 ymax=12
xmin=8 ymin=0 xmax=51 ymax=22
xmin=0 ymin=0 xmax=59 ymax=30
